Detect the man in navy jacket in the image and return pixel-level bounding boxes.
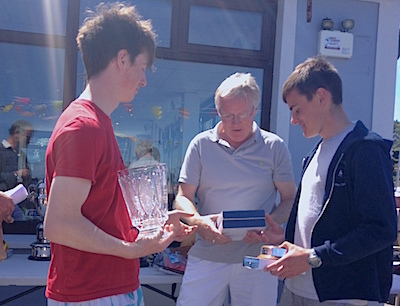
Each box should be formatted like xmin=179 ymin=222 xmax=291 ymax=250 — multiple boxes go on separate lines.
xmin=266 ymin=56 xmax=397 ymax=304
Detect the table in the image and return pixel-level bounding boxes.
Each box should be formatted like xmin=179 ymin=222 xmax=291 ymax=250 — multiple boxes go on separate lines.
xmin=391 ymin=274 xmax=400 ymax=306
xmin=0 ymin=254 xmax=183 ymax=304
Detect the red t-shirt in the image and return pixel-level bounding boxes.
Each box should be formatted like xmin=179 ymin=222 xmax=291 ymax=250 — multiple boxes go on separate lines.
xmin=45 ymin=99 xmax=139 ymax=302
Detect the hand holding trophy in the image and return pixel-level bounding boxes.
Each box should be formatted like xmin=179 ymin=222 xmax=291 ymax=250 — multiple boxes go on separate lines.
xmin=118 ymin=163 xmax=169 ymax=238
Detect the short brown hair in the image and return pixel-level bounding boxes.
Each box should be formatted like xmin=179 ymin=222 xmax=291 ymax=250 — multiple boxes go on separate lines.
xmin=9 ymin=120 xmax=33 ymax=136
xmin=282 ymin=56 xmax=343 ymax=105
xmin=77 ymin=2 xmax=156 ymax=80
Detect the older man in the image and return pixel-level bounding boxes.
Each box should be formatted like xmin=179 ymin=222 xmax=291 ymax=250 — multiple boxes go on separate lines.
xmin=0 ymin=120 xmax=34 ymax=220
xmin=175 ymin=72 xmax=296 ymax=306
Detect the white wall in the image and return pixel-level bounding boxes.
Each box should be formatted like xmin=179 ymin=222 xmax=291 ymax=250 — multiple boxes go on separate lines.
xmin=271 ymin=0 xmax=400 ymax=183
xmin=368 ymin=0 xmax=400 ymax=138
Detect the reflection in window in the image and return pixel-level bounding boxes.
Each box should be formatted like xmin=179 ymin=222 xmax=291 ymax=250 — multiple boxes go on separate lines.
xmin=1 ymin=0 xmax=274 ymax=235
xmin=0 ymin=43 xmax=64 ymax=225
xmin=79 ymin=0 xmax=172 ymax=48
xmin=0 ymin=0 xmax=67 ymax=35
xmin=111 ymin=59 xmax=263 ymax=196
xmin=189 ymin=5 xmax=263 ymax=50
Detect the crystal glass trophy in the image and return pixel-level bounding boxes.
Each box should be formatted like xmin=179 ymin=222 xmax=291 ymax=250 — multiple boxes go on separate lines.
xmin=118 ymin=163 xmax=168 ymax=237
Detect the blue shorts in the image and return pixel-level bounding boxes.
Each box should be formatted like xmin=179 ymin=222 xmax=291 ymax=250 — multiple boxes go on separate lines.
xmin=47 ymin=286 xmax=144 ymax=306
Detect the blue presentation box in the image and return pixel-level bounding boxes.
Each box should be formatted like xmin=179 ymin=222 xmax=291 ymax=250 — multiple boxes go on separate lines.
xmin=217 ymin=209 xmax=266 ymax=241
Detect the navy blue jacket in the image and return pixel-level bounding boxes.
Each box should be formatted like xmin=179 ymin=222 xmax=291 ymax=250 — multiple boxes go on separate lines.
xmin=286 ymin=121 xmax=397 ymax=302
xmin=0 ymin=143 xmax=20 ymax=191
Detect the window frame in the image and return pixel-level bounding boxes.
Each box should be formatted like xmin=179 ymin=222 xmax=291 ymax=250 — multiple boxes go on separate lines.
xmin=0 ymin=0 xmax=277 ymax=234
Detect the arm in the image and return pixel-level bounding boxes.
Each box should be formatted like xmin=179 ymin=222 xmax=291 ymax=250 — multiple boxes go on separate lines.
xmin=269 ymin=180 xmax=297 ymax=225
xmin=265 ymin=241 xmax=310 ymax=278
xmin=244 ymin=180 xmax=296 ymax=244
xmin=313 ymin=142 xmax=397 ymax=265
xmin=0 ymin=149 xmax=30 ymax=189
xmin=174 ymin=183 xmax=231 ymax=245
xmin=165 ymin=210 xmax=197 ymax=242
xmin=44 ymin=176 xmax=177 ymax=260
xmin=267 ymin=141 xmax=398 ymax=277
xmin=173 ymin=183 xmax=199 ymax=220
xmin=0 ymin=153 xmax=17 ymax=190
xmin=263 ymin=214 xmax=285 ymax=245
xmin=0 ymin=192 xmax=14 ymax=220
xmin=0 ymin=192 xmax=14 ymax=261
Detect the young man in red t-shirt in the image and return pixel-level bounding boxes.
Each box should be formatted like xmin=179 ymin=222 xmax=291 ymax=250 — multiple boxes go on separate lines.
xmin=44 ymin=3 xmax=195 ymax=305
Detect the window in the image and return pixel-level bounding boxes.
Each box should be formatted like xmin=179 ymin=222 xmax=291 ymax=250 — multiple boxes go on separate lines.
xmin=80 ymin=0 xmax=172 ymax=47
xmin=1 ymin=0 xmax=276 ymax=233
xmin=109 ymin=59 xmax=263 ymax=194
xmin=0 ymin=43 xmax=64 ymax=229
xmin=0 ymin=0 xmax=67 ymax=35
xmin=188 ymin=5 xmax=263 ymax=50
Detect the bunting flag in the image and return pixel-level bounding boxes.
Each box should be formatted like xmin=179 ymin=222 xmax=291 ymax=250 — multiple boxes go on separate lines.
xmin=21 ymin=111 xmax=35 ymax=117
xmin=0 ymin=102 xmax=14 ymax=112
xmin=0 ymin=96 xmax=62 ymax=121
xmin=14 ymin=105 xmax=23 ymax=113
xmin=151 ymin=106 xmax=162 ymax=120
xmin=53 ymin=100 xmax=63 ymax=111
xmin=179 ymin=107 xmax=189 ymax=119
xmin=16 ymin=97 xmax=31 ymax=104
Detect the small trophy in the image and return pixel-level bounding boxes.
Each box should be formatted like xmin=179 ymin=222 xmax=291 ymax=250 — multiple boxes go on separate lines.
xmin=118 ymin=163 xmax=168 ymax=238
xmin=29 ymin=181 xmax=51 ymax=261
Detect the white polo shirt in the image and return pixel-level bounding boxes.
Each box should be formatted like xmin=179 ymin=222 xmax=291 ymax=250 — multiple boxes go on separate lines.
xmin=179 ymin=122 xmax=294 ymax=263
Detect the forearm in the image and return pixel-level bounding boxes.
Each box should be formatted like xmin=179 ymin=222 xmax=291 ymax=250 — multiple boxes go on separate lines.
xmin=315 ymin=219 xmax=396 ymax=266
xmin=0 ymin=172 xmax=17 ymax=189
xmin=174 ymin=194 xmax=201 ymax=225
xmin=270 ymin=181 xmax=296 ymax=226
xmin=270 ymin=197 xmax=294 ymax=225
xmin=44 ymin=176 xmax=157 ymax=260
xmin=315 ymin=144 xmax=397 ymax=264
xmin=44 ymin=212 xmax=138 ymax=259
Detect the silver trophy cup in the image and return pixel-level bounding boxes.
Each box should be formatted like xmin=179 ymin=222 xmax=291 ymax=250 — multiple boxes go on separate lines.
xmin=118 ymin=163 xmax=168 ymax=238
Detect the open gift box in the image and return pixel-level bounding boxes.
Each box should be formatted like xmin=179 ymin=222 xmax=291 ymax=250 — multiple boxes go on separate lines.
xmin=243 ymin=245 xmax=286 ymax=270
xmin=216 ymin=209 xmax=266 ymax=241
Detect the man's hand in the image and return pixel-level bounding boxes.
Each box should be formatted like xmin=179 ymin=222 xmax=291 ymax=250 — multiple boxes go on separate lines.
xmin=193 ymin=214 xmax=231 ymax=245
xmin=130 ymin=228 xmax=175 ymax=258
xmin=15 ymin=168 xmax=30 ymax=178
xmin=243 ymin=214 xmax=284 ymax=245
xmin=0 ymin=192 xmax=14 ymax=223
xmin=264 ymin=241 xmax=311 ymax=278
xmin=166 ymin=210 xmax=197 ymax=242
xmin=174 ymin=184 xmax=231 ymax=245
xmin=126 ymin=211 xmax=198 ymax=259
xmin=0 ymin=192 xmax=14 ymax=262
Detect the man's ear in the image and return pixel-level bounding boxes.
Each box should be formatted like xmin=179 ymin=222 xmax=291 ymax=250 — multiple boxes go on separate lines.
xmin=315 ymin=87 xmax=330 ymax=105
xmin=116 ymin=49 xmax=129 ymax=68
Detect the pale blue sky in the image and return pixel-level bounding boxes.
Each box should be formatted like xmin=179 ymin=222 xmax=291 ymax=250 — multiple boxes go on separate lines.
xmin=394 ymin=59 xmax=400 ymax=121
xmin=394 ymin=22 xmax=400 ymax=121
xmin=395 ymin=59 xmax=400 ymax=121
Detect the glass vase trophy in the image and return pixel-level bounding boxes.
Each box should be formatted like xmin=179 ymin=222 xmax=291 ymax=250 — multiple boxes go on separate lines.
xmin=118 ymin=163 xmax=169 ymax=238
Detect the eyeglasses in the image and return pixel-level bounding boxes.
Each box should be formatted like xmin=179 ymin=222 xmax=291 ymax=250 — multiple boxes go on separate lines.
xmin=219 ymin=106 xmax=255 ymax=122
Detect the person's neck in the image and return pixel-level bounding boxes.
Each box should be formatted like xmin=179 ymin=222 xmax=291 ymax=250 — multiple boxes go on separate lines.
xmin=218 ymin=124 xmax=252 ymax=149
xmin=320 ymin=107 xmax=352 ymax=140
xmin=79 ymin=73 xmax=120 ymax=117
xmin=7 ymin=137 xmax=17 ymax=151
